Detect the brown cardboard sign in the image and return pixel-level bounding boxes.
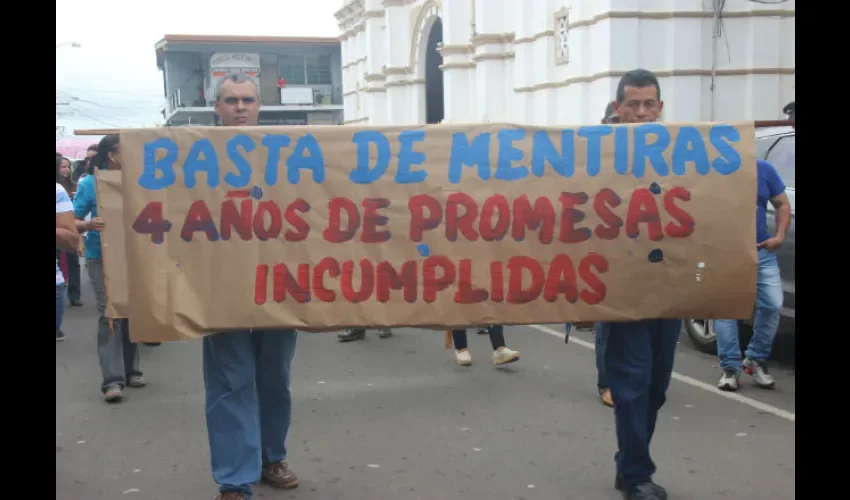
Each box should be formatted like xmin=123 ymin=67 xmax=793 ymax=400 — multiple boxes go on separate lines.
xmin=115 ymin=122 xmax=757 ymax=341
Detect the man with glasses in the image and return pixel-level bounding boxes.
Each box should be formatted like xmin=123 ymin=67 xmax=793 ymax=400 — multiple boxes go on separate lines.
xmin=204 ymin=73 xmax=299 ymax=500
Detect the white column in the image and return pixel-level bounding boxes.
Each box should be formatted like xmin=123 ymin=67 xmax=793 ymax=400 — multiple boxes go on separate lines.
xmin=352 ymin=29 xmax=367 ymax=122
xmin=444 ymin=0 xmax=470 ymax=42
xmin=364 ymin=2 xmax=386 ymax=75
xmin=473 ymin=0 xmax=507 ymax=121
xmin=370 ymin=93 xmax=386 ymax=125
xmin=384 ymin=4 xmax=408 ymax=69
xmin=443 ymin=70 xmax=467 ymax=124
xmin=411 ymin=82 xmax=426 ymax=124
xmin=384 ymin=3 xmax=409 ymax=125
xmin=340 ymin=36 xmax=354 ymax=122
xmin=440 ymin=0 xmax=472 ymax=123
xmin=364 ymin=1 xmax=387 ymax=124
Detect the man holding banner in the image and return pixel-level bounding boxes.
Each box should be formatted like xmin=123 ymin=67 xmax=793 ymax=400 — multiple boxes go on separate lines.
xmin=114 ymin=55 xmax=761 ymax=498
xmin=204 ymin=73 xmax=299 ymax=500
xmin=600 ymin=69 xmax=679 ymax=500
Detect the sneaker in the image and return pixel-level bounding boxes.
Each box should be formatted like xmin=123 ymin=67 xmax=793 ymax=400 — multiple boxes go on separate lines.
xmin=127 ymin=375 xmax=146 ymax=388
xmin=455 ymin=350 xmax=472 ymax=366
xmin=615 ymin=475 xmax=667 ymax=499
xmin=377 ymin=328 xmax=393 ymax=339
xmin=262 ymin=460 xmax=299 ymax=489
xmin=743 ymin=358 xmax=775 ymax=388
xmin=338 ymin=329 xmax=366 ymax=342
xmin=718 ymin=367 xmax=741 ymax=391
xmin=214 ymin=492 xmax=248 ymax=500
xmin=600 ymin=388 xmax=614 ymax=407
xmin=622 ymin=481 xmax=668 ymax=500
xmin=103 ymin=385 xmax=123 ymax=403
xmin=476 ymin=327 xmax=489 ymax=335
xmin=492 ymin=347 xmax=519 ymax=365
xmin=56 ymin=330 xmax=66 ymax=342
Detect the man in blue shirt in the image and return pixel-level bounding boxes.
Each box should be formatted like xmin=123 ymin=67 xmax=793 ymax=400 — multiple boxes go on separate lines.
xmin=205 ymin=73 xmax=299 ymax=500
xmin=599 ymin=69 xmax=680 ymax=500
xmin=715 ymin=159 xmax=791 ymax=391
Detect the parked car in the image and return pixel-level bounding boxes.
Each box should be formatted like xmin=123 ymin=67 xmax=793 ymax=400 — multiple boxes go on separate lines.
xmin=684 ymin=126 xmax=795 ymax=354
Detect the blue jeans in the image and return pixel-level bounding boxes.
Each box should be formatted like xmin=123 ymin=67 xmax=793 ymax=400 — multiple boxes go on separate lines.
xmin=56 ymin=283 xmax=65 ymax=337
xmin=602 ymin=319 xmax=681 ymax=488
xmin=715 ymin=248 xmax=783 ymax=370
xmin=203 ymin=329 xmax=297 ymax=497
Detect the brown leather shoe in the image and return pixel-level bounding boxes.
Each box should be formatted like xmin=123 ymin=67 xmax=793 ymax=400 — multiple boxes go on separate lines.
xmin=215 ymin=492 xmax=247 ymax=500
xmin=600 ymin=389 xmax=614 ymax=407
xmin=262 ymin=461 xmax=299 ymax=489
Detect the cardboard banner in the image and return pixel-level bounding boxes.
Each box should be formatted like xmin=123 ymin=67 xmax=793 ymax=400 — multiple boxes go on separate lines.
xmin=119 ymin=123 xmax=758 ymax=341
xmin=94 ymin=169 xmax=129 ymax=319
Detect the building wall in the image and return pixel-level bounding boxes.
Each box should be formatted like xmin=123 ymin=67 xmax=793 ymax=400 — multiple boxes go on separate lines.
xmin=336 ymin=0 xmax=795 ymax=125
xmin=162 ymin=43 xmax=344 ymax=114
xmin=164 ymin=52 xmax=206 ymax=109
xmin=329 ymin=47 xmax=344 ymax=111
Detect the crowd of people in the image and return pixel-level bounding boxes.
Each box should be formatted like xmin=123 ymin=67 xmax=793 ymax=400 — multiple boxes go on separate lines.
xmin=56 ymin=144 xmax=98 ymax=340
xmin=56 ymin=137 xmax=149 ymax=403
xmin=55 ymin=67 xmax=792 ymax=500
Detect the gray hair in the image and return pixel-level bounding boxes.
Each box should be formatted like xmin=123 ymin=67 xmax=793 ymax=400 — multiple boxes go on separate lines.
xmin=214 ymin=73 xmax=259 ymax=101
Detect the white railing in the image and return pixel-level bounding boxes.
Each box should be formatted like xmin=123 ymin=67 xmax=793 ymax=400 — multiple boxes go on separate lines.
xmin=166 ymin=88 xmax=181 ymax=115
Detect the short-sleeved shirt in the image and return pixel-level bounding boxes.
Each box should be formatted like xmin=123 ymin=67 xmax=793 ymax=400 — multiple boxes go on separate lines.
xmin=73 ymin=174 xmax=102 ymax=259
xmin=756 ymin=159 xmax=786 ymax=244
xmin=56 ymin=183 xmax=74 ymax=285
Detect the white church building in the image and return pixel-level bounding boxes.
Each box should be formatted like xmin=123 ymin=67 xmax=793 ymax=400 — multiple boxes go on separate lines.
xmin=334 ymin=0 xmax=795 ymax=126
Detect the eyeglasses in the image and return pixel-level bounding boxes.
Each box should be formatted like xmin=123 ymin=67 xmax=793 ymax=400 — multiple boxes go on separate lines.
xmin=222 ymin=97 xmax=256 ymax=105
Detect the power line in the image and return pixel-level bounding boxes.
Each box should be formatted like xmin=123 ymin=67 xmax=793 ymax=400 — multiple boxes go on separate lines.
xmin=58 ymin=90 xmax=163 ymax=104
xmin=58 ymin=86 xmax=164 ymax=97
xmin=62 ymin=108 xmax=130 ymax=128
xmin=58 ymin=92 xmax=163 ymax=111
xmin=63 ymin=103 xmax=155 ymax=128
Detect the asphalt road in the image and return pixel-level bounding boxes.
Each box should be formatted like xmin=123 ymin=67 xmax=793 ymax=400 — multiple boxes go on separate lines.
xmin=56 ymin=278 xmax=795 ymax=500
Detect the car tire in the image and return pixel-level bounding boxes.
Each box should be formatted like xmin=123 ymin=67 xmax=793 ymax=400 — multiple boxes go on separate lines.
xmin=684 ymin=319 xmax=718 ymax=354
xmin=684 ymin=320 xmax=755 ymax=356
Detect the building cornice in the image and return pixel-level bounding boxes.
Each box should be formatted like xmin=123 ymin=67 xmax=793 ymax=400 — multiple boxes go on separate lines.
xmin=514 ymin=67 xmax=795 ymax=93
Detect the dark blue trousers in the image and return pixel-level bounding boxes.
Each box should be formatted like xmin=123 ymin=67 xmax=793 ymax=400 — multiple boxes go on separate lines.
xmin=203 ymin=329 xmax=297 ymax=497
xmin=599 ymin=319 xmax=681 ymax=487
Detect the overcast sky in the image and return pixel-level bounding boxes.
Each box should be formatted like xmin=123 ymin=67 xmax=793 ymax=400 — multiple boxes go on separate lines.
xmin=56 ymin=0 xmax=341 ymax=137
